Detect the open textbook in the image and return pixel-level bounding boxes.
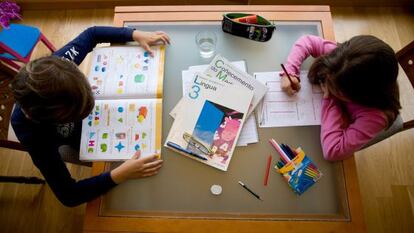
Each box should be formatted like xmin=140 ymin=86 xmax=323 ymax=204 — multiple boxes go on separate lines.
xmin=255 ymin=71 xmax=323 ymax=127
xmin=171 ymin=59 xmax=259 ymax=146
xmin=165 ymin=73 xmax=253 ymax=171
xmin=79 ymin=46 xmax=165 ymax=161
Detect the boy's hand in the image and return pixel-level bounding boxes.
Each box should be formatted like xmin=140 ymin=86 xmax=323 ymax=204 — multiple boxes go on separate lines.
xmin=280 ymin=75 xmax=301 ymax=95
xmin=132 ymin=30 xmax=171 ymax=57
xmin=110 ymin=150 xmax=163 ymax=184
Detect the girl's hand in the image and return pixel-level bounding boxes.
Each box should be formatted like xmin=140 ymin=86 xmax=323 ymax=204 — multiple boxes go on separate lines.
xmin=280 ymin=75 xmax=301 ymax=95
xmin=110 ymin=150 xmax=163 ymax=184
xmin=320 ymin=82 xmax=330 ymax=98
xmin=132 ymin=30 xmax=171 ymax=57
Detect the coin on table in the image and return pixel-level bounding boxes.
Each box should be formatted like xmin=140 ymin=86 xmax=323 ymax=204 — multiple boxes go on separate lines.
xmin=210 ymin=184 xmax=222 ymax=195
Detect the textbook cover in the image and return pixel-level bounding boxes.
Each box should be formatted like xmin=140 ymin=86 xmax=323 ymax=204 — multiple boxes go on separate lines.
xmin=204 ymin=54 xmax=267 ymax=116
xmin=79 ymin=45 xmax=165 ymax=161
xmin=165 ymin=73 xmax=253 ymax=171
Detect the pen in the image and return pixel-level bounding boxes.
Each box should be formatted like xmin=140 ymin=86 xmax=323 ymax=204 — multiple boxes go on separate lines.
xmin=166 ymin=141 xmax=208 ymax=161
xmin=238 ymin=181 xmax=263 ymax=201
xmin=280 ymin=64 xmax=300 ymax=91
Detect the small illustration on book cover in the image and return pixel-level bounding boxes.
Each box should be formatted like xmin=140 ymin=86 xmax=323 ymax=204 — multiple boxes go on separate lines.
xmin=187 ymin=100 xmax=244 ymax=164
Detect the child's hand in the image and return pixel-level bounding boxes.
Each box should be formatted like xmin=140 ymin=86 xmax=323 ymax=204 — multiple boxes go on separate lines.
xmin=110 ymin=150 xmax=163 ymax=184
xmin=280 ymin=75 xmax=301 ymax=95
xmin=320 ymin=82 xmax=330 ymax=98
xmin=132 ymin=30 xmax=171 ymax=57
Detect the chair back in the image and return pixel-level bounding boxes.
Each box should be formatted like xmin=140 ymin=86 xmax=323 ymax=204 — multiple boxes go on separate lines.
xmin=396 ymin=40 xmax=414 ymax=89
xmin=0 ymin=62 xmax=25 ymax=150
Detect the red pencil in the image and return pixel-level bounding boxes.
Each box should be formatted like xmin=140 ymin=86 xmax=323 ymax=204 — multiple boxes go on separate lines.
xmin=264 ymin=155 xmax=272 ymax=186
xmin=280 ymin=64 xmax=300 ymax=91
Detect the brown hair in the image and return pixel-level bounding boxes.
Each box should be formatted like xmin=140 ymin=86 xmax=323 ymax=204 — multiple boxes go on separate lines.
xmin=11 ymin=56 xmax=94 ymax=123
xmin=308 ymin=35 xmax=401 ymax=126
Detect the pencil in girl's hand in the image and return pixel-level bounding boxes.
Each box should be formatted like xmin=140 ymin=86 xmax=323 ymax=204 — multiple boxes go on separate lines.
xmin=280 ymin=64 xmax=300 ymax=91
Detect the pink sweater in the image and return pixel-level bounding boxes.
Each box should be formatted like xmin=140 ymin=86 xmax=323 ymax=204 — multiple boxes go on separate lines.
xmin=284 ymin=35 xmax=387 ymax=161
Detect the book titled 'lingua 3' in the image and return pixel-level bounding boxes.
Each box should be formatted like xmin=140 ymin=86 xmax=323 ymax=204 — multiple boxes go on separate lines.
xmin=165 ymin=73 xmax=253 ymax=171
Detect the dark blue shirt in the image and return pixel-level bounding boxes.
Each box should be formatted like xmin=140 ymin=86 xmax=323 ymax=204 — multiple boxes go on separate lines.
xmin=11 ymin=26 xmax=134 ymax=207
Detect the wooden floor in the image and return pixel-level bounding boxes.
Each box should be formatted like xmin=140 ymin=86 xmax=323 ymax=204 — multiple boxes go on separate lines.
xmin=1 ymin=6 xmax=413 ymax=233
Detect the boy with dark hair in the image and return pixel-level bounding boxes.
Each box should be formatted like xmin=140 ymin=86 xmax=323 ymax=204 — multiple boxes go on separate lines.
xmin=11 ymin=26 xmax=168 ymax=207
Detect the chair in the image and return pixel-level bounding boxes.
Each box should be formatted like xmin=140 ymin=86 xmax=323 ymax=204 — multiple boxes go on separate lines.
xmin=0 ymin=61 xmax=44 ymax=184
xmin=0 ymin=62 xmax=90 ymax=184
xmin=0 ymin=23 xmax=56 ymax=70
xmin=363 ymin=40 xmax=414 ymax=148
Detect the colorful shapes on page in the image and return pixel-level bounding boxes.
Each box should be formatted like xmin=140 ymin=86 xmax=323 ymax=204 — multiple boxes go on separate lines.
xmin=100 ymin=143 xmax=107 ymax=152
xmin=118 ymin=107 xmax=124 ymax=113
xmin=134 ymin=144 xmax=140 ymax=151
xmin=142 ymin=132 xmax=147 ymax=139
xmin=138 ymin=106 xmax=148 ymax=118
xmin=115 ymin=142 xmax=125 ymax=152
xmin=102 ymin=133 xmax=108 ymax=139
xmin=137 ymin=115 xmax=145 ymax=123
xmin=144 ymin=51 xmax=149 ymax=57
xmin=115 ymin=132 xmax=126 ymax=139
xmin=88 ymin=140 xmax=95 ymax=147
xmin=117 ymin=88 xmax=123 ymax=94
xmin=95 ymin=66 xmax=99 ymax=71
xmin=128 ymin=104 xmax=136 ymax=112
xmin=134 ymin=63 xmax=140 ymax=69
xmin=117 ymin=118 xmax=123 ymax=123
xmin=134 ymin=74 xmax=145 ymax=83
xmin=143 ymin=66 xmax=148 ymax=71
xmin=101 ymin=67 xmax=106 ymax=72
xmin=89 ymin=132 xmax=95 ymax=139
xmin=135 ymin=134 xmax=139 ymax=141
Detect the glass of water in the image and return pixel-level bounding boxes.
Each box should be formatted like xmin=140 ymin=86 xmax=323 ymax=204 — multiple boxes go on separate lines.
xmin=195 ymin=31 xmax=217 ymax=58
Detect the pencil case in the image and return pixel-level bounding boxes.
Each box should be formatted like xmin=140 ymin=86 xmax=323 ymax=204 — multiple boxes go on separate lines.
xmin=222 ymin=13 xmax=276 ymax=42
xmin=275 ymin=148 xmax=322 ymax=195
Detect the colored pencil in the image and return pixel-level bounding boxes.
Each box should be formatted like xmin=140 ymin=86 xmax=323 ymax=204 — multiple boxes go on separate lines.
xmin=269 ymin=138 xmax=291 ymax=163
xmin=264 ymin=155 xmax=272 ymax=186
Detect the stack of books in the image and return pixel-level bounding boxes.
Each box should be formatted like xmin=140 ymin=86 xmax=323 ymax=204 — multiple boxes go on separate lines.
xmin=165 ymin=55 xmax=267 ymax=171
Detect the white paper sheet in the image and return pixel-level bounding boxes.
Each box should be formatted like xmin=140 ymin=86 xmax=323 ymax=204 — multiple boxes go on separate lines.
xmin=255 ymin=71 xmax=323 ymax=127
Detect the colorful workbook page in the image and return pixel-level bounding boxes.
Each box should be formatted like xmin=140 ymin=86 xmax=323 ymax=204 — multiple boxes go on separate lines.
xmin=87 ymin=45 xmax=165 ymax=99
xmin=171 ymin=60 xmax=259 ymax=146
xmin=80 ymin=99 xmax=162 ymax=161
xmin=255 ymin=71 xmax=323 ymax=127
xmin=204 ymin=54 xmax=268 ymax=116
xmin=165 ymin=73 xmax=253 ymax=171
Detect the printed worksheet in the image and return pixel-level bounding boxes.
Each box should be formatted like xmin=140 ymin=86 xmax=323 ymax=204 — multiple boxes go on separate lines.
xmin=87 ymin=46 xmax=164 ymax=99
xmin=255 ymin=71 xmax=323 ymax=127
xmin=80 ymin=99 xmax=162 ymax=161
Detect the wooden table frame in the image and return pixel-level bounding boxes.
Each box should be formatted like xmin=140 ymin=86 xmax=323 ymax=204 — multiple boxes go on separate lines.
xmin=84 ymin=5 xmax=365 ymax=233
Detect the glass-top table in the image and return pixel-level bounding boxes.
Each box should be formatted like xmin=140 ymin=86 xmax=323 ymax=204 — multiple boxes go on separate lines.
xmin=84 ymin=5 xmax=365 ymax=233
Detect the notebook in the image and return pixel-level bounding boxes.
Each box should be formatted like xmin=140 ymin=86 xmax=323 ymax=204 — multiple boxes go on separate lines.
xmin=79 ymin=45 xmax=165 ymax=161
